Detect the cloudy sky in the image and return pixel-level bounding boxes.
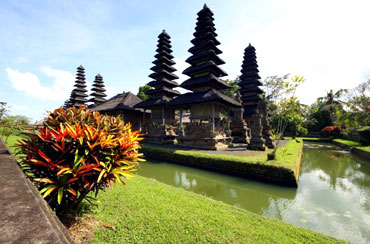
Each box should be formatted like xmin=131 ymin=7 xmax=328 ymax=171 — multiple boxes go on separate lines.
xmin=1 ymin=0 xmax=369 ymax=122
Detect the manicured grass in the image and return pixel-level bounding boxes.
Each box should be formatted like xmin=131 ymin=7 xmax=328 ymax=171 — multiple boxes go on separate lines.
xmin=89 ymin=175 xmax=343 ymax=243
xmin=142 ymin=140 xmax=303 ymax=186
xmin=333 ymin=139 xmax=370 ymax=153
xmin=2 ymin=134 xmax=22 ymax=150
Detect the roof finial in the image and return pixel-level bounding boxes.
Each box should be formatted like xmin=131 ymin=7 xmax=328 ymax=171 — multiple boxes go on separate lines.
xmin=203 ymin=3 xmax=208 ymax=9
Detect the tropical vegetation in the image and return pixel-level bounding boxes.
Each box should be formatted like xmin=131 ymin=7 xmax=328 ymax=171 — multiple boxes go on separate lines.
xmin=16 ymin=106 xmax=144 ymax=214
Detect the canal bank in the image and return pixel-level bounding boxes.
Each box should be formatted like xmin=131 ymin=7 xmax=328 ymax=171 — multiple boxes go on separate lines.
xmin=142 ymin=139 xmax=303 ymax=186
xmin=138 ymin=141 xmax=370 ymax=244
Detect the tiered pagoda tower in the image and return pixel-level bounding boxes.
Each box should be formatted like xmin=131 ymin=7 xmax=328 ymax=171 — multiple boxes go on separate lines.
xmin=70 ymin=65 xmax=88 ymax=107
xmin=238 ymin=44 xmax=266 ymax=150
xmin=170 ymin=4 xmax=241 ymax=150
xmin=89 ymin=74 xmax=107 ymax=106
xmin=135 ymin=30 xmax=180 ymax=144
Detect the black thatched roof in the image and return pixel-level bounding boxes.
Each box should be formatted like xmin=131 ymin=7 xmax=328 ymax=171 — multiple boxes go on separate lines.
xmin=238 ymin=44 xmax=264 ymax=115
xmin=91 ymin=92 xmax=145 ymax=113
xmin=89 ymin=74 xmax=107 ymax=106
xmin=169 ymin=88 xmax=241 ymax=108
xmin=143 ymin=30 xmax=179 ymax=102
xmin=180 ymin=74 xmax=230 ymax=90
xmin=146 ymin=87 xmax=180 ymax=97
xmin=70 ymin=65 xmax=88 ymax=106
xmin=178 ymin=4 xmax=228 ymax=94
xmin=135 ymin=96 xmax=172 ymax=108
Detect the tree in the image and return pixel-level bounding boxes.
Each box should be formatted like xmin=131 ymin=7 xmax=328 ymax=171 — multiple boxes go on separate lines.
xmin=337 ymin=79 xmax=370 ymax=128
xmin=221 ymin=77 xmax=240 ymax=98
xmin=263 ymin=75 xmax=307 ymax=136
xmin=0 ymin=102 xmax=8 ymax=121
xmin=137 ymin=84 xmax=153 ymax=100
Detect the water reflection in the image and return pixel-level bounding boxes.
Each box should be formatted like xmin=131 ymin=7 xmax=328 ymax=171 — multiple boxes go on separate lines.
xmin=138 ymin=160 xmax=297 ymax=215
xmin=138 ymin=142 xmax=370 ymax=244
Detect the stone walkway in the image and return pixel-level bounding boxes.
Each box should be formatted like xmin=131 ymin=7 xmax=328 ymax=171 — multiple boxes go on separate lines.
xmin=0 ymin=138 xmax=73 ymax=244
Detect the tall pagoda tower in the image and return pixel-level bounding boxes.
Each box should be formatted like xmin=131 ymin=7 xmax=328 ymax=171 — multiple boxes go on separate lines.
xmin=238 ymin=44 xmax=267 ymax=150
xmin=170 ymin=4 xmax=241 ymax=150
xmin=89 ymin=74 xmax=107 ymax=106
xmin=70 ymin=65 xmax=88 ymax=107
xmin=135 ymin=30 xmax=180 ymax=144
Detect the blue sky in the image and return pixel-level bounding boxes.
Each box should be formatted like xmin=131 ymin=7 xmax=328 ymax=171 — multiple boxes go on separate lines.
xmin=1 ymin=0 xmax=369 ymax=122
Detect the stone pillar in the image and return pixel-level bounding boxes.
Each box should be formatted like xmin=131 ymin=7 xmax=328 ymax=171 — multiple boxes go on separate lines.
xmin=258 ymin=99 xmax=274 ymax=149
xmin=230 ymin=92 xmax=250 ymax=144
xmin=247 ymin=110 xmax=266 ymax=151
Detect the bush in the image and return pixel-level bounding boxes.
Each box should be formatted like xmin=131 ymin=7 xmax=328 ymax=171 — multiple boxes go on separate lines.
xmin=358 ymin=126 xmax=370 ymax=146
xmin=342 ymin=127 xmax=361 ymax=142
xmin=321 ymin=126 xmax=342 ymax=138
xmin=17 ymin=106 xmax=144 ymax=214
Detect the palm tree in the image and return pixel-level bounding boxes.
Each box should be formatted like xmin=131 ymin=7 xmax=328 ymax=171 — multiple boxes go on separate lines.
xmin=318 ymin=89 xmax=348 ymax=125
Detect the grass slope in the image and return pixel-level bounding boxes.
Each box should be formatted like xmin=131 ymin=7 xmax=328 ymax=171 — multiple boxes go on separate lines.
xmin=90 ymin=176 xmax=343 ymax=244
xmin=333 ymin=139 xmax=370 ymax=153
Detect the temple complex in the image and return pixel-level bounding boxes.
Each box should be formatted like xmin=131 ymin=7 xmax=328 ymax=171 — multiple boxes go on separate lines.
xmin=238 ymin=44 xmax=266 ymax=150
xmin=89 ymin=74 xmax=107 ymax=106
xmin=135 ymin=30 xmax=180 ymax=144
xmin=169 ymin=4 xmax=241 ymax=150
xmin=70 ymin=65 xmax=89 ymax=107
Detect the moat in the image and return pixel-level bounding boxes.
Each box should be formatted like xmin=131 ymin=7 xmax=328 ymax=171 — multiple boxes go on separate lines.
xmin=138 ymin=142 xmax=370 ymax=244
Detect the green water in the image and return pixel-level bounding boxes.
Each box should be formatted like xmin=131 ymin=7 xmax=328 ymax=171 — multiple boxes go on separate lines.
xmin=138 ymin=142 xmax=370 ymax=244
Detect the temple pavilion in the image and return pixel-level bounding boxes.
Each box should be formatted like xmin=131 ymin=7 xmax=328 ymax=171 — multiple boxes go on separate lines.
xmin=169 ymin=4 xmax=241 ymax=150
xmin=135 ymin=30 xmax=180 ymax=144
xmin=91 ymin=91 xmax=149 ymax=132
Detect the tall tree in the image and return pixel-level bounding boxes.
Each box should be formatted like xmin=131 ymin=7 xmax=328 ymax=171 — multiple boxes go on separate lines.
xmin=137 ymin=84 xmax=153 ymax=101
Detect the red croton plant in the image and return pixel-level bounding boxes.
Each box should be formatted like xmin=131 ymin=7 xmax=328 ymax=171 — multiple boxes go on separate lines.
xmin=321 ymin=126 xmax=343 ymax=137
xmin=17 ymin=106 xmax=144 ymax=214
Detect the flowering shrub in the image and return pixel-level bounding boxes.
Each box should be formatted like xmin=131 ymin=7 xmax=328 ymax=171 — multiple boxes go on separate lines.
xmin=321 ymin=126 xmax=342 ymax=137
xmin=18 ymin=106 xmax=144 ymax=214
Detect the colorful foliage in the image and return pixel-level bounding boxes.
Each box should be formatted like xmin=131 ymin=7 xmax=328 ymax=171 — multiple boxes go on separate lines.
xmin=17 ymin=106 xmax=144 ymax=214
xmin=321 ymin=126 xmax=342 ymax=137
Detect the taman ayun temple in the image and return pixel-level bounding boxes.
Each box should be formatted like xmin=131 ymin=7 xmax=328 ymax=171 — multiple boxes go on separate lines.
xmin=65 ymin=4 xmax=275 ymax=151
xmin=135 ymin=30 xmax=180 ymax=144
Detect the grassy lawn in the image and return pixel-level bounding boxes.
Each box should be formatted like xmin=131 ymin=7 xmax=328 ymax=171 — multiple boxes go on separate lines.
xmin=2 ymin=134 xmax=22 ymax=150
xmin=333 ymin=139 xmax=370 ymax=153
xmin=89 ymin=175 xmax=343 ymax=244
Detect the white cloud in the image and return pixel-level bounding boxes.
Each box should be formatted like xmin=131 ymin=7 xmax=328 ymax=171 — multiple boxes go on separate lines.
xmin=6 ymin=67 xmax=74 ymax=101
xmin=12 ymin=57 xmax=29 ymax=63
xmin=174 ymin=57 xmax=189 ymax=84
xmin=220 ymin=0 xmax=370 ymax=105
xmin=11 ymin=104 xmax=27 ymax=110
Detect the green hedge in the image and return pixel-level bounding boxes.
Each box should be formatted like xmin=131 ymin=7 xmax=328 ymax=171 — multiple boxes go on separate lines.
xmin=358 ymin=126 xmax=370 ymax=146
xmin=141 ymin=141 xmax=303 ymax=187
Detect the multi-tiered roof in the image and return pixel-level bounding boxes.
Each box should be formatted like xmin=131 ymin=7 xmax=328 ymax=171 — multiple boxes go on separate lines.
xmin=135 ymin=30 xmax=180 ymax=108
xmin=170 ymin=4 xmax=239 ymax=107
xmin=89 ymin=74 xmax=107 ymax=106
xmin=238 ymin=44 xmax=264 ymax=115
xmin=70 ymin=65 xmax=88 ymax=107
